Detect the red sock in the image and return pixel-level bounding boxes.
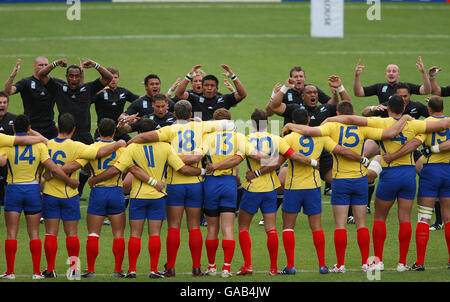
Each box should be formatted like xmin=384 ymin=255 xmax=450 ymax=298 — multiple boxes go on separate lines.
xmin=357 ymin=227 xmax=370 ymax=265
xmin=398 ymin=222 xmax=412 ymax=265
xmin=113 ymin=238 xmax=125 ymax=273
xmin=66 ymin=236 xmax=80 ymax=272
xmin=238 ymin=229 xmax=252 ymax=267
xmin=415 ymin=222 xmax=429 ymax=265
xmin=30 ymin=239 xmax=42 ymax=275
xmin=372 ymin=220 xmax=386 ymax=262
xmin=445 ymin=222 xmax=450 ymax=263
xmin=312 ymin=230 xmax=326 ymax=267
xmin=127 ymin=237 xmax=141 ymax=272
xmin=166 ymin=228 xmax=180 ymax=270
xmin=282 ymin=229 xmax=295 ymax=269
xmin=266 ymin=229 xmax=278 ymax=271
xmin=44 ymin=235 xmax=58 ymax=272
xmin=5 ymin=239 xmax=17 ymax=274
xmin=222 ymin=239 xmax=235 ymax=271
xmin=188 ymin=229 xmax=203 ymax=269
xmin=205 ymin=238 xmax=219 ymax=267
xmin=334 ymin=229 xmax=347 ymax=267
xmin=86 ymin=235 xmax=99 ymax=273
xmin=148 ymin=236 xmax=161 ymax=273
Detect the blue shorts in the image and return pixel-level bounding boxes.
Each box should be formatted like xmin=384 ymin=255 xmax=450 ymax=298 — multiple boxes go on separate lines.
xmin=331 ymin=176 xmax=368 ymax=206
xmin=376 ymin=166 xmax=417 ymax=201
xmin=42 ymin=194 xmax=81 ymax=221
xmin=87 ymin=186 xmax=125 ymax=216
xmin=282 ymin=187 xmax=322 ymax=216
xmin=418 ymin=163 xmax=450 ymax=198
xmin=4 ymin=184 xmax=41 ymax=214
xmin=166 ymin=183 xmax=203 ymax=208
xmin=129 ymin=197 xmax=166 ymax=221
xmin=203 ymin=175 xmax=237 ymax=212
xmin=239 ymin=189 xmax=277 ymax=215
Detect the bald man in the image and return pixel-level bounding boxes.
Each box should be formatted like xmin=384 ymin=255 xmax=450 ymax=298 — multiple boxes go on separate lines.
xmin=353 ymin=57 xmax=431 ymax=104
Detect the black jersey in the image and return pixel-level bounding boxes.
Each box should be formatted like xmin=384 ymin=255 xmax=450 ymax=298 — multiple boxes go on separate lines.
xmin=45 ymin=77 xmax=104 ymax=134
xmin=129 ymin=112 xmax=175 ymax=132
xmin=363 ymin=82 xmax=421 ymax=104
xmin=186 ymin=92 xmax=238 ymax=121
xmin=282 ymin=85 xmax=330 ymax=106
xmin=0 ymin=112 xmax=16 ymax=201
xmin=93 ymin=87 xmax=139 ymax=123
xmin=125 ymin=95 xmax=175 ymax=117
xmin=373 ymin=100 xmax=429 ymax=120
xmin=283 ymin=103 xmax=337 ymax=127
xmin=13 ymin=76 xmax=64 ymax=131
xmin=440 ymin=86 xmax=450 ymax=97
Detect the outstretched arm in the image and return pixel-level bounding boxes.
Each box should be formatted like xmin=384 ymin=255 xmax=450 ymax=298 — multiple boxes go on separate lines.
xmin=88 ymin=166 xmax=121 ymax=187
xmin=176 ymin=64 xmax=201 ymax=100
xmin=221 ymin=64 xmax=247 ymax=102
xmin=206 ymin=155 xmax=244 ymax=174
xmin=267 ymin=78 xmax=295 ymax=116
xmin=81 ymin=59 xmax=113 ymax=87
xmin=380 ymin=115 xmax=412 ymax=140
xmin=429 ymin=66 xmax=443 ymax=95
xmin=353 ymin=59 xmax=365 ymax=97
xmin=282 ymin=123 xmax=322 ymax=137
xmin=37 ymin=58 xmax=68 ymax=85
xmin=416 ymin=56 xmax=431 ymax=95
xmin=4 ymin=58 xmax=21 ymax=95
xmin=127 ymin=130 xmax=159 ymax=145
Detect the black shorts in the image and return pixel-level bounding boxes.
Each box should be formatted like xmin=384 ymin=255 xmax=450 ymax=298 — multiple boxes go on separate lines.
xmin=72 ymin=131 xmax=94 ymax=145
xmin=34 ymin=124 xmax=58 ymax=140
xmin=319 ymin=150 xmax=333 ymax=180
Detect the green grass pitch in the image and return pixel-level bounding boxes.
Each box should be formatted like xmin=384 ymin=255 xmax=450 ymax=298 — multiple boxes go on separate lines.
xmin=0 ymin=1 xmax=449 ymax=285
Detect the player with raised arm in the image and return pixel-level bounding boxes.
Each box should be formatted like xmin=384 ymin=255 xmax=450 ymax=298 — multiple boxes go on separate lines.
xmin=0 ymin=115 xmax=78 ymax=280
xmin=283 ymin=102 xmax=409 ymax=273
xmin=88 ymin=118 xmax=203 ymax=279
xmin=322 ymin=95 xmax=449 ymax=272
xmin=175 ymin=64 xmax=247 ymax=121
xmin=278 ymin=108 xmax=370 ymax=275
xmin=40 ymin=113 xmax=124 ymax=278
xmin=429 ymin=66 xmax=449 ymax=97
xmin=381 ymin=96 xmax=450 ymax=270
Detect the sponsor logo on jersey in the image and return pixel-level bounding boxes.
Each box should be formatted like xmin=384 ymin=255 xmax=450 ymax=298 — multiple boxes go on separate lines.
xmin=288 ymin=93 xmax=293 ymax=102
xmin=382 ymin=85 xmax=388 ymax=93
xmin=103 ymin=91 xmax=109 ymax=100
xmin=320 ymin=106 xmax=327 ymax=112
xmin=119 ymin=93 xmax=125 ymax=99
xmin=80 ymin=86 xmax=86 ymax=92
xmin=199 ymin=97 xmax=205 ymax=103
xmin=31 ymin=81 xmax=36 ymax=89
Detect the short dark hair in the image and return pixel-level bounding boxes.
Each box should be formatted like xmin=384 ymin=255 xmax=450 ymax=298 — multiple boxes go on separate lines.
xmin=388 ymin=94 xmax=405 ymax=114
xmin=289 ymin=66 xmax=304 ymax=77
xmin=14 ymin=114 xmax=30 ymax=133
xmin=251 ymin=109 xmax=267 ymax=131
xmin=202 ymin=75 xmax=219 ymax=87
xmin=291 ymin=108 xmax=309 ymax=125
xmin=0 ymin=91 xmax=9 ymax=101
xmin=174 ymin=100 xmax=192 ymax=120
xmin=107 ymin=67 xmax=119 ymax=76
xmin=137 ymin=118 xmax=156 ymax=133
xmin=153 ymin=93 xmax=168 ymax=103
xmin=427 ymin=95 xmax=444 ymax=113
xmin=213 ymin=108 xmax=231 ymax=121
xmin=66 ymin=65 xmax=82 ymax=75
xmin=394 ymin=82 xmax=411 ymax=94
xmin=58 ymin=113 xmax=76 ymax=134
xmin=144 ymin=74 xmax=160 ymax=86
xmin=337 ymin=101 xmax=354 ymax=115
xmin=98 ymin=118 xmax=116 ymax=137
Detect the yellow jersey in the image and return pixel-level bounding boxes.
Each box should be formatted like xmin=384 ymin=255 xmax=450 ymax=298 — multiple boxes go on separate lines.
xmin=156 ymin=121 xmax=204 ymax=185
xmin=416 ymin=116 xmax=450 ymax=164
xmin=114 ymin=142 xmax=185 ymax=199
xmin=367 ymin=117 xmax=427 ymax=167
xmin=282 ymin=133 xmax=337 ymax=190
xmin=77 ymin=140 xmax=125 ymax=187
xmin=202 ymin=130 xmax=247 ymax=177
xmin=318 ymin=122 xmax=383 ymax=179
xmin=242 ymin=131 xmax=293 ymax=192
xmin=43 ymin=137 xmax=100 ymax=198
xmin=1 ymin=136 xmax=49 ymax=184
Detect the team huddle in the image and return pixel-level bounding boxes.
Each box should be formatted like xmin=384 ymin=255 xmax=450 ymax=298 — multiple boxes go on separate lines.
xmin=0 ymin=55 xmax=448 ymax=280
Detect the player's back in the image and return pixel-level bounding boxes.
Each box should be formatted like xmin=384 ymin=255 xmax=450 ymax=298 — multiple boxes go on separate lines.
xmin=1 ymin=139 xmax=49 ymax=184
xmin=203 ymin=130 xmax=246 ymax=176
xmin=283 ymin=132 xmax=335 ymax=190
xmin=115 ymin=141 xmax=184 ymax=199
xmin=418 ymin=115 xmax=450 ymax=165
xmin=80 ymin=140 xmax=125 ymax=187
xmin=157 ymin=121 xmax=204 ymax=184
xmin=243 ymin=131 xmax=285 ymax=192
xmin=368 ymin=117 xmax=426 ymax=167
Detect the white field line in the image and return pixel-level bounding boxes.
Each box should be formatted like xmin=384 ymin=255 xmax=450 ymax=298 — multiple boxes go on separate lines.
xmin=0 ymin=3 xmax=449 ymax=12
xmin=1 ymin=33 xmax=450 ymax=43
